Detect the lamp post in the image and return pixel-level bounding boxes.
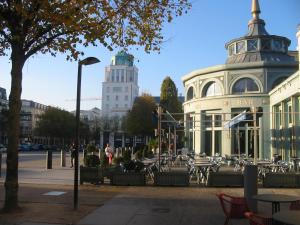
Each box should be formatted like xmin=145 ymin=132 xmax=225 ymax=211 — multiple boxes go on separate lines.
xmin=74 ymin=57 xmax=100 ymax=210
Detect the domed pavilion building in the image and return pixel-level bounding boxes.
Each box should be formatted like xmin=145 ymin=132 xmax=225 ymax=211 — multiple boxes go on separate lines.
xmin=182 ymin=0 xmax=299 ymax=159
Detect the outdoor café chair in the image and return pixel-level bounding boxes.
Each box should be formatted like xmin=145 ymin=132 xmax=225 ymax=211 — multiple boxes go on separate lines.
xmin=216 ymin=192 xmax=249 ymax=225
xmin=244 ymin=212 xmax=273 ymax=225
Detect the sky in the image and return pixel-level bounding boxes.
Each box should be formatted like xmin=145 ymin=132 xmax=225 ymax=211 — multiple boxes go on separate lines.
xmin=0 ymin=0 xmax=300 ymax=111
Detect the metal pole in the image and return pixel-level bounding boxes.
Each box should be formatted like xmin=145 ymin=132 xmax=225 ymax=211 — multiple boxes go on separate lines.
xmin=158 ymin=106 xmax=161 ymax=172
xmin=253 ymin=108 xmax=257 ymax=165
xmin=61 ymin=148 xmax=66 ymax=167
xmin=0 ymin=152 xmax=2 ymax=177
xmin=174 ymin=125 xmax=177 ymax=156
xmin=74 ymin=62 xmax=82 ymax=210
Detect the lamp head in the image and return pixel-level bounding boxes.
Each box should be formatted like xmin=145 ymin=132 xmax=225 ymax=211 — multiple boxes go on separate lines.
xmin=79 ymin=57 xmax=100 ymax=66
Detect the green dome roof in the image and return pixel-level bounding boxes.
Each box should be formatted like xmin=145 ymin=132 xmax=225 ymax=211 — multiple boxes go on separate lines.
xmin=111 ymin=51 xmax=134 ymax=66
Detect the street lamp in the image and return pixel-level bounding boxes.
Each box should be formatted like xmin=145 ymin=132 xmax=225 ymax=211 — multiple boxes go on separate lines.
xmin=74 ymin=57 xmax=100 ymax=210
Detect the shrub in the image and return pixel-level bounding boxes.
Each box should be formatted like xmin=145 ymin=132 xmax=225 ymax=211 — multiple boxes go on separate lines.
xmin=84 ymin=155 xmax=100 ymax=167
xmin=113 ymin=156 xmax=124 ymax=165
xmin=123 ymin=149 xmax=131 ymax=162
xmin=86 ymin=144 xmax=97 ymax=153
xmin=135 ymin=149 xmax=143 ymax=160
xmin=100 ymin=152 xmax=109 ymax=168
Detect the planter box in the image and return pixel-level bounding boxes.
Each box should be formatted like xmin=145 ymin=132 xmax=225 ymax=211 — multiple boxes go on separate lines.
xmin=80 ymin=166 xmax=104 ymax=184
xmin=263 ymin=173 xmax=300 ymax=188
xmin=102 ymin=166 xmax=122 ymax=179
xmin=154 ymin=172 xmax=189 ymax=186
xmin=207 ymin=172 xmax=244 ymax=187
xmin=111 ymin=172 xmax=146 ymax=186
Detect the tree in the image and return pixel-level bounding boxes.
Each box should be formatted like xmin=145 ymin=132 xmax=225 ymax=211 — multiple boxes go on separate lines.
xmin=34 ymin=107 xmax=89 ymax=144
xmin=160 ymin=76 xmax=183 ymax=118
xmin=0 ymin=0 xmax=191 ymax=211
xmin=126 ymin=93 xmax=157 ymax=136
xmin=160 ymin=76 xmax=184 ymax=149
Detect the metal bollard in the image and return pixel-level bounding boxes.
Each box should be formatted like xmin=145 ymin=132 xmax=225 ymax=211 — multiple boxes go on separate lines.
xmin=0 ymin=152 xmax=2 ymax=177
xmin=244 ymin=165 xmax=258 ymax=212
xmin=61 ymin=149 xmax=66 ymax=167
xmin=46 ymin=150 xmax=53 ymax=169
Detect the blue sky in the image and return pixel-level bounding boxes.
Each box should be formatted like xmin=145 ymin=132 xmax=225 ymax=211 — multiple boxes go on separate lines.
xmin=1 ymin=0 xmax=299 ymax=111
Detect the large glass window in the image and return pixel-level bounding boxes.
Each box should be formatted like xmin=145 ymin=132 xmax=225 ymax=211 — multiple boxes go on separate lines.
xmin=288 ymin=102 xmax=292 ymax=125
xmin=228 ymin=44 xmax=235 ymax=56
xmin=203 ymin=82 xmax=222 ymax=97
xmin=273 ymin=39 xmax=283 ymax=52
xmin=261 ymin=39 xmax=271 ymax=50
xmin=274 ymin=105 xmax=281 ymax=129
xmin=232 ymin=78 xmax=259 ymax=94
xmin=247 ymin=39 xmax=258 ymax=51
xmin=186 ymin=87 xmax=194 ymax=101
xmin=236 ymin=41 xmax=245 ymax=54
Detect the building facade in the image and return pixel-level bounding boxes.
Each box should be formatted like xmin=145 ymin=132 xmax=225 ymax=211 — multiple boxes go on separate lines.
xmin=269 ymin=25 xmax=300 ymax=161
xmin=0 ymin=87 xmax=8 ymax=144
xmin=101 ymin=51 xmax=139 ymax=118
xmin=182 ymin=0 xmax=298 ymax=158
xmin=20 ymin=100 xmax=48 ymax=143
xmin=0 ymin=87 xmax=8 ymax=111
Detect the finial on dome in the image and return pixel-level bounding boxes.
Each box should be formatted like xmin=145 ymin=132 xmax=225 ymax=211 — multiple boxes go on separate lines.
xmin=252 ymin=0 xmax=261 ymax=19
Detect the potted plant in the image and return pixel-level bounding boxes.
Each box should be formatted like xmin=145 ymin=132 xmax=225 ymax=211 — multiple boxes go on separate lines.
xmin=80 ymin=144 xmax=103 ymax=184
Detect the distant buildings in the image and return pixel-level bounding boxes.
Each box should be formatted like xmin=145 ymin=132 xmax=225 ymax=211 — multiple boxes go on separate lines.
xmin=182 ymin=0 xmax=299 ymax=160
xmin=101 ymin=51 xmax=139 ymax=118
xmin=20 ymin=100 xmax=48 ymax=143
xmin=0 ymin=87 xmax=8 ymax=144
xmin=71 ymin=107 xmax=101 ymax=133
xmin=0 ymin=87 xmax=8 ymax=111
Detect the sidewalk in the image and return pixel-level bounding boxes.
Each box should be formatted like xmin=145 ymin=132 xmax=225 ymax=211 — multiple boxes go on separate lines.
xmin=2 ymin=182 xmax=300 ymax=225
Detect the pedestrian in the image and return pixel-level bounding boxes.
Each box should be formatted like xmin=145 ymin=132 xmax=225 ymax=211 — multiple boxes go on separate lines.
xmin=70 ymin=144 xmax=76 ymax=168
xmin=105 ymin=143 xmax=113 ymax=165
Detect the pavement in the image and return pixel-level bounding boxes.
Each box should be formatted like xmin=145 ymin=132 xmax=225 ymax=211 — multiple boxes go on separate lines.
xmin=0 ymin=152 xmax=300 ymax=225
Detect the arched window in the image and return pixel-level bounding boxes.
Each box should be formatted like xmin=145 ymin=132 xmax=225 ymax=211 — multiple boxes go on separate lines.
xmin=186 ymin=87 xmax=194 ymax=101
xmin=272 ymin=77 xmax=287 ymax=89
xmin=232 ymin=78 xmax=259 ymax=94
xmin=203 ymin=82 xmax=222 ymax=97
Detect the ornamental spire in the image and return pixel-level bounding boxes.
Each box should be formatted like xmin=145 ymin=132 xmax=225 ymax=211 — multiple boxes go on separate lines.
xmin=251 ymin=0 xmax=261 ymax=19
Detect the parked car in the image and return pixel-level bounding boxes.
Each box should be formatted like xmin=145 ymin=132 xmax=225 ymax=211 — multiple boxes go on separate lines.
xmin=18 ymin=143 xmax=32 ymax=151
xmin=31 ymin=144 xmax=45 ymax=151
xmin=0 ymin=144 xmax=7 ymax=152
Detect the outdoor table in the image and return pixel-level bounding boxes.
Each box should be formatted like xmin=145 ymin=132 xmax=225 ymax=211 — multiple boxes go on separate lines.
xmin=273 ymin=210 xmax=300 ymax=225
xmin=194 ymin=162 xmax=213 ymax=184
xmin=252 ymin=194 xmax=300 ymax=214
xmin=142 ymin=159 xmax=157 ymax=166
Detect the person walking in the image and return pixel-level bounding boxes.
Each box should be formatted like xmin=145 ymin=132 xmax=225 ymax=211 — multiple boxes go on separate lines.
xmin=105 ymin=143 xmax=113 ymax=165
xmin=70 ymin=144 xmax=76 ymax=168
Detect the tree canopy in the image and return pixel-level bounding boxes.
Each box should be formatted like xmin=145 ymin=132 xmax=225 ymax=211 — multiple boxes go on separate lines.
xmin=34 ymin=107 xmax=74 ymax=138
xmin=160 ymin=76 xmax=182 ymax=115
xmin=126 ymin=93 xmax=157 ymax=136
xmin=0 ymin=0 xmax=191 ymax=59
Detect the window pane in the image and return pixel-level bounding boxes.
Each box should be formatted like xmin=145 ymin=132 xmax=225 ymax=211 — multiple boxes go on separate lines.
xmin=187 ymin=87 xmax=194 ymax=100
xmin=229 ymin=44 xmax=235 ymax=56
xmin=215 ymin=115 xmax=222 ymax=127
xmin=247 ymin=39 xmax=258 ymax=51
xmin=236 ymin=41 xmax=245 ymax=53
xmin=261 ymin=39 xmax=271 ymax=50
xmin=232 ymin=78 xmax=259 ymax=94
xmin=205 ymin=82 xmax=222 ymax=97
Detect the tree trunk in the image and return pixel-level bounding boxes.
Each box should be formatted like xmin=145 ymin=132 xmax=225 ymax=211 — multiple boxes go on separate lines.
xmin=4 ymin=45 xmax=25 ymax=212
